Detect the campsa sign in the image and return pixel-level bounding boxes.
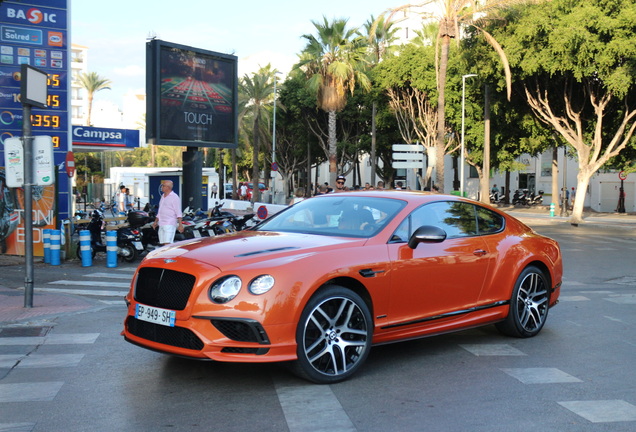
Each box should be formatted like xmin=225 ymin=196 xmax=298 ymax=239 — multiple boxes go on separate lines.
xmin=72 ymin=126 xmax=140 ymax=149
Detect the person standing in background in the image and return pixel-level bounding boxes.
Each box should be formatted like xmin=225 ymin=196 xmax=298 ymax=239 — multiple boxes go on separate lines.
xmin=117 ymin=185 xmax=127 ymax=215
xmin=211 ymin=183 xmax=218 ymax=200
xmin=152 ymin=180 xmax=184 ymax=246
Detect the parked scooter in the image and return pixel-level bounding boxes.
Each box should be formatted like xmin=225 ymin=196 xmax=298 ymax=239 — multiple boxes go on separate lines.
xmin=209 ymin=201 xmax=256 ymax=231
xmin=512 ymin=189 xmax=529 ymax=205
xmin=527 ymin=190 xmax=544 ymax=206
xmin=126 ymin=210 xmax=160 ymax=252
xmin=489 ymin=192 xmax=503 ymax=205
xmin=76 ymin=209 xmax=143 ymax=262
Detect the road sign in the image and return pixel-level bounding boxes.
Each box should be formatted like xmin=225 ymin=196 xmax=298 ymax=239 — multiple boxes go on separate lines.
xmin=392 ymin=161 xmax=423 ymax=169
xmin=392 ymin=144 xmax=424 ymax=152
xmin=3 ymin=136 xmax=55 ymax=187
xmin=66 ymin=151 xmax=75 ymax=178
xmin=392 ymin=152 xmax=424 ymax=161
xmin=619 ymin=171 xmax=627 ymax=181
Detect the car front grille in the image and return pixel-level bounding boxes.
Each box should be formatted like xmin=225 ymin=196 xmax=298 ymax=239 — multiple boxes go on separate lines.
xmin=134 ymin=267 xmax=196 ymax=310
xmin=126 ymin=316 xmax=204 ymax=351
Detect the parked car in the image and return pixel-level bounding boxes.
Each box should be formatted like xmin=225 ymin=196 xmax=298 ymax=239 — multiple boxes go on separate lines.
xmin=223 ymin=183 xmax=234 ymax=199
xmin=246 ymin=182 xmax=267 ymax=200
xmin=123 ymin=191 xmax=562 ymax=383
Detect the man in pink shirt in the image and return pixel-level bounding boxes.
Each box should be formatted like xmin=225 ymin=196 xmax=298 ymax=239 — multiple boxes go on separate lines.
xmin=152 ymin=180 xmax=184 ymax=245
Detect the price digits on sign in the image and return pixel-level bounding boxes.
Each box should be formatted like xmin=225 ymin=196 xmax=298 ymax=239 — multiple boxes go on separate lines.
xmin=31 ymin=114 xmax=60 ymax=128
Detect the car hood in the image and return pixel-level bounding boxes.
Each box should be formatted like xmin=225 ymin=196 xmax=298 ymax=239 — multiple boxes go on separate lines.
xmin=143 ymin=231 xmax=364 ymax=270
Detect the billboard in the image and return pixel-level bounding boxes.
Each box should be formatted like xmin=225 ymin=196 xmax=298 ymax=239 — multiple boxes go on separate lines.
xmin=146 ymin=39 xmax=238 ymax=148
xmin=0 ymin=0 xmax=69 ymax=255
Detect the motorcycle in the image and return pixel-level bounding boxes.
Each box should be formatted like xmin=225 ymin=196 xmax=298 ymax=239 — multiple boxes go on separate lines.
xmin=126 ymin=210 xmax=160 ymax=252
xmin=76 ymin=209 xmax=143 ymax=262
xmin=528 ymin=190 xmax=544 ymax=206
xmin=489 ymin=191 xmax=503 ymax=205
xmin=512 ymin=189 xmax=529 ymax=205
xmin=209 ymin=201 xmax=256 ymax=231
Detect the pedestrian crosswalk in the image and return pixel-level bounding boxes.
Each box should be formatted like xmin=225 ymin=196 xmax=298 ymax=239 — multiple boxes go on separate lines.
xmin=34 ymin=267 xmax=135 ymax=305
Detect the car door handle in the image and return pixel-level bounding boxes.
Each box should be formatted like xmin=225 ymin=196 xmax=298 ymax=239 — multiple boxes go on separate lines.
xmin=473 ymin=249 xmax=487 ymax=257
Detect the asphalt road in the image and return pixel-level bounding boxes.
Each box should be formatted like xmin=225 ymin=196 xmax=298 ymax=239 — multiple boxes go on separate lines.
xmin=1 ymin=220 xmax=635 ymax=432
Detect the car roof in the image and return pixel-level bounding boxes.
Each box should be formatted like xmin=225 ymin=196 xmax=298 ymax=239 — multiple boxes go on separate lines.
xmin=311 ymin=190 xmax=508 ymax=215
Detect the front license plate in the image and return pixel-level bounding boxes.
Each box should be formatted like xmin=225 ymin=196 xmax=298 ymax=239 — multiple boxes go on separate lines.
xmin=135 ymin=304 xmax=176 ymax=327
xmin=133 ymin=241 xmax=144 ymax=250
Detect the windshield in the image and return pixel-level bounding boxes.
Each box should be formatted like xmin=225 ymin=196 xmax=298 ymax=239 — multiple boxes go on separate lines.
xmin=255 ymin=195 xmax=406 ymax=238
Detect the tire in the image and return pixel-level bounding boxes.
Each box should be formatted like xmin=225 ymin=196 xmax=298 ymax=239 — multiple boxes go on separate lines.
xmin=496 ymin=265 xmax=550 ymax=338
xmin=289 ymin=285 xmax=372 ymax=384
xmin=120 ymin=243 xmax=138 ymax=263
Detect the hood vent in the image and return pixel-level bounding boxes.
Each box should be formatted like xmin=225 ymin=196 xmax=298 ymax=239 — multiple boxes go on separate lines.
xmin=235 ymin=246 xmax=299 ymax=257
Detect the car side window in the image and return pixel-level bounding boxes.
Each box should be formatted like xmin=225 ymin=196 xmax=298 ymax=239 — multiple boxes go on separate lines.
xmin=476 ymin=206 xmax=505 ymax=234
xmin=391 ymin=201 xmax=480 ymax=242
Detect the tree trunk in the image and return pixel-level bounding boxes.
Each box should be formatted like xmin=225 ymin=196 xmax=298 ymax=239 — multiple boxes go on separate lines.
xmin=435 ymin=35 xmax=451 ymax=193
xmin=571 ymin=172 xmax=591 ymax=225
xmin=328 ymin=110 xmax=337 ymax=188
xmin=480 ymin=85 xmax=491 ymax=204
xmin=251 ymin=113 xmax=261 ymax=203
xmin=551 ymin=147 xmax=560 ymax=215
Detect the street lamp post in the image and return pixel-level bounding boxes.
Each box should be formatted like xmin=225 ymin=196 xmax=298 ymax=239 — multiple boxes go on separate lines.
xmin=460 ymin=74 xmax=477 ymax=197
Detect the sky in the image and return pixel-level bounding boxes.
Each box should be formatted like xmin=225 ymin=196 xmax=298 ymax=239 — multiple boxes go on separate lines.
xmin=71 ymin=0 xmax=402 ymax=107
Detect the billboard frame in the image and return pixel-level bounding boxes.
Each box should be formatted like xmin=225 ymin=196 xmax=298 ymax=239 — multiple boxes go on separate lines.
xmin=146 ymin=39 xmax=238 ymax=149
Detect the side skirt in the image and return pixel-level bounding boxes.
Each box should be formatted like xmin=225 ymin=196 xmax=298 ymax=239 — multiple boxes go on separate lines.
xmin=380 ymin=300 xmax=509 ymax=331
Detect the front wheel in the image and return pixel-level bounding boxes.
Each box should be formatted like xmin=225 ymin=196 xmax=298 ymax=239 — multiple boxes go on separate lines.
xmin=496 ymin=266 xmax=550 ymax=338
xmin=289 ymin=285 xmax=372 ymax=384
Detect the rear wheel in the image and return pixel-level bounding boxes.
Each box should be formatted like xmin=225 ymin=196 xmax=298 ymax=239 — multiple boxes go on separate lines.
xmin=496 ymin=266 xmax=550 ymax=338
xmin=290 ymin=285 xmax=372 ymax=384
xmin=120 ymin=243 xmax=138 ymax=263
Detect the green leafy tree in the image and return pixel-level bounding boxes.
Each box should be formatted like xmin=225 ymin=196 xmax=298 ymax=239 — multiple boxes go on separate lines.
xmin=239 ymin=65 xmax=277 ymax=203
xmin=77 ymin=71 xmax=111 ymax=126
xmin=492 ymin=0 xmax=636 ymax=223
xmin=296 ymin=16 xmax=372 ymax=188
xmin=378 ymin=1 xmax=520 ymax=192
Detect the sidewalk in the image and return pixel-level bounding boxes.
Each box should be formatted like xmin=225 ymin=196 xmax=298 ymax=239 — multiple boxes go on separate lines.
xmin=0 ymin=285 xmax=100 ymax=325
xmin=1 ymin=206 xmax=634 ymax=325
xmin=0 ymin=254 xmax=121 ymax=325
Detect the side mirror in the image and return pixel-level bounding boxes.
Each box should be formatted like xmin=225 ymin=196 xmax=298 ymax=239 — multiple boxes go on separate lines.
xmin=408 ymin=225 xmax=447 ymax=249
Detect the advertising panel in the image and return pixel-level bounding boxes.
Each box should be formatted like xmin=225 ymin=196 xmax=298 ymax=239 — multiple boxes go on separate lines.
xmin=146 ymin=39 xmax=238 ymax=148
xmin=0 ymin=0 xmax=69 ymax=255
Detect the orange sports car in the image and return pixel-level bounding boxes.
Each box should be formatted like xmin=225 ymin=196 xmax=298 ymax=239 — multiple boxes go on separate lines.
xmin=123 ymin=191 xmax=562 ymax=383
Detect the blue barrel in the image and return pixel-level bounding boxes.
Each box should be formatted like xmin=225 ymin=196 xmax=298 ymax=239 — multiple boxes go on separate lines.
xmin=50 ymin=229 xmax=61 ymax=266
xmin=43 ymin=229 xmax=51 ymax=264
xmin=79 ymin=229 xmax=92 ymax=267
xmin=106 ymin=230 xmax=117 ymax=268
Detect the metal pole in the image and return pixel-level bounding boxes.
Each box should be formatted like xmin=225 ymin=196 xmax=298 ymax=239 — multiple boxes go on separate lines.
xmin=23 ymin=105 xmax=34 ymax=308
xmin=460 ymin=74 xmax=477 ymax=197
xmin=371 ymin=102 xmax=376 ymax=186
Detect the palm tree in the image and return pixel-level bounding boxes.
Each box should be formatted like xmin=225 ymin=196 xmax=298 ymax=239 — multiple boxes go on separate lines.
xmin=296 ymin=16 xmax=372 ymax=188
xmin=378 ymin=1 xmax=517 ymax=192
xmin=239 ymin=65 xmax=277 ymax=203
xmin=364 ymin=15 xmax=400 ymax=63
xmin=77 ymin=71 xmax=112 ymax=126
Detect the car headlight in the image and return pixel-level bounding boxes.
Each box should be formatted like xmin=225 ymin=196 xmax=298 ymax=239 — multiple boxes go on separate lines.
xmin=209 ymin=276 xmax=242 ymax=303
xmin=249 ymin=275 xmax=275 ymax=295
